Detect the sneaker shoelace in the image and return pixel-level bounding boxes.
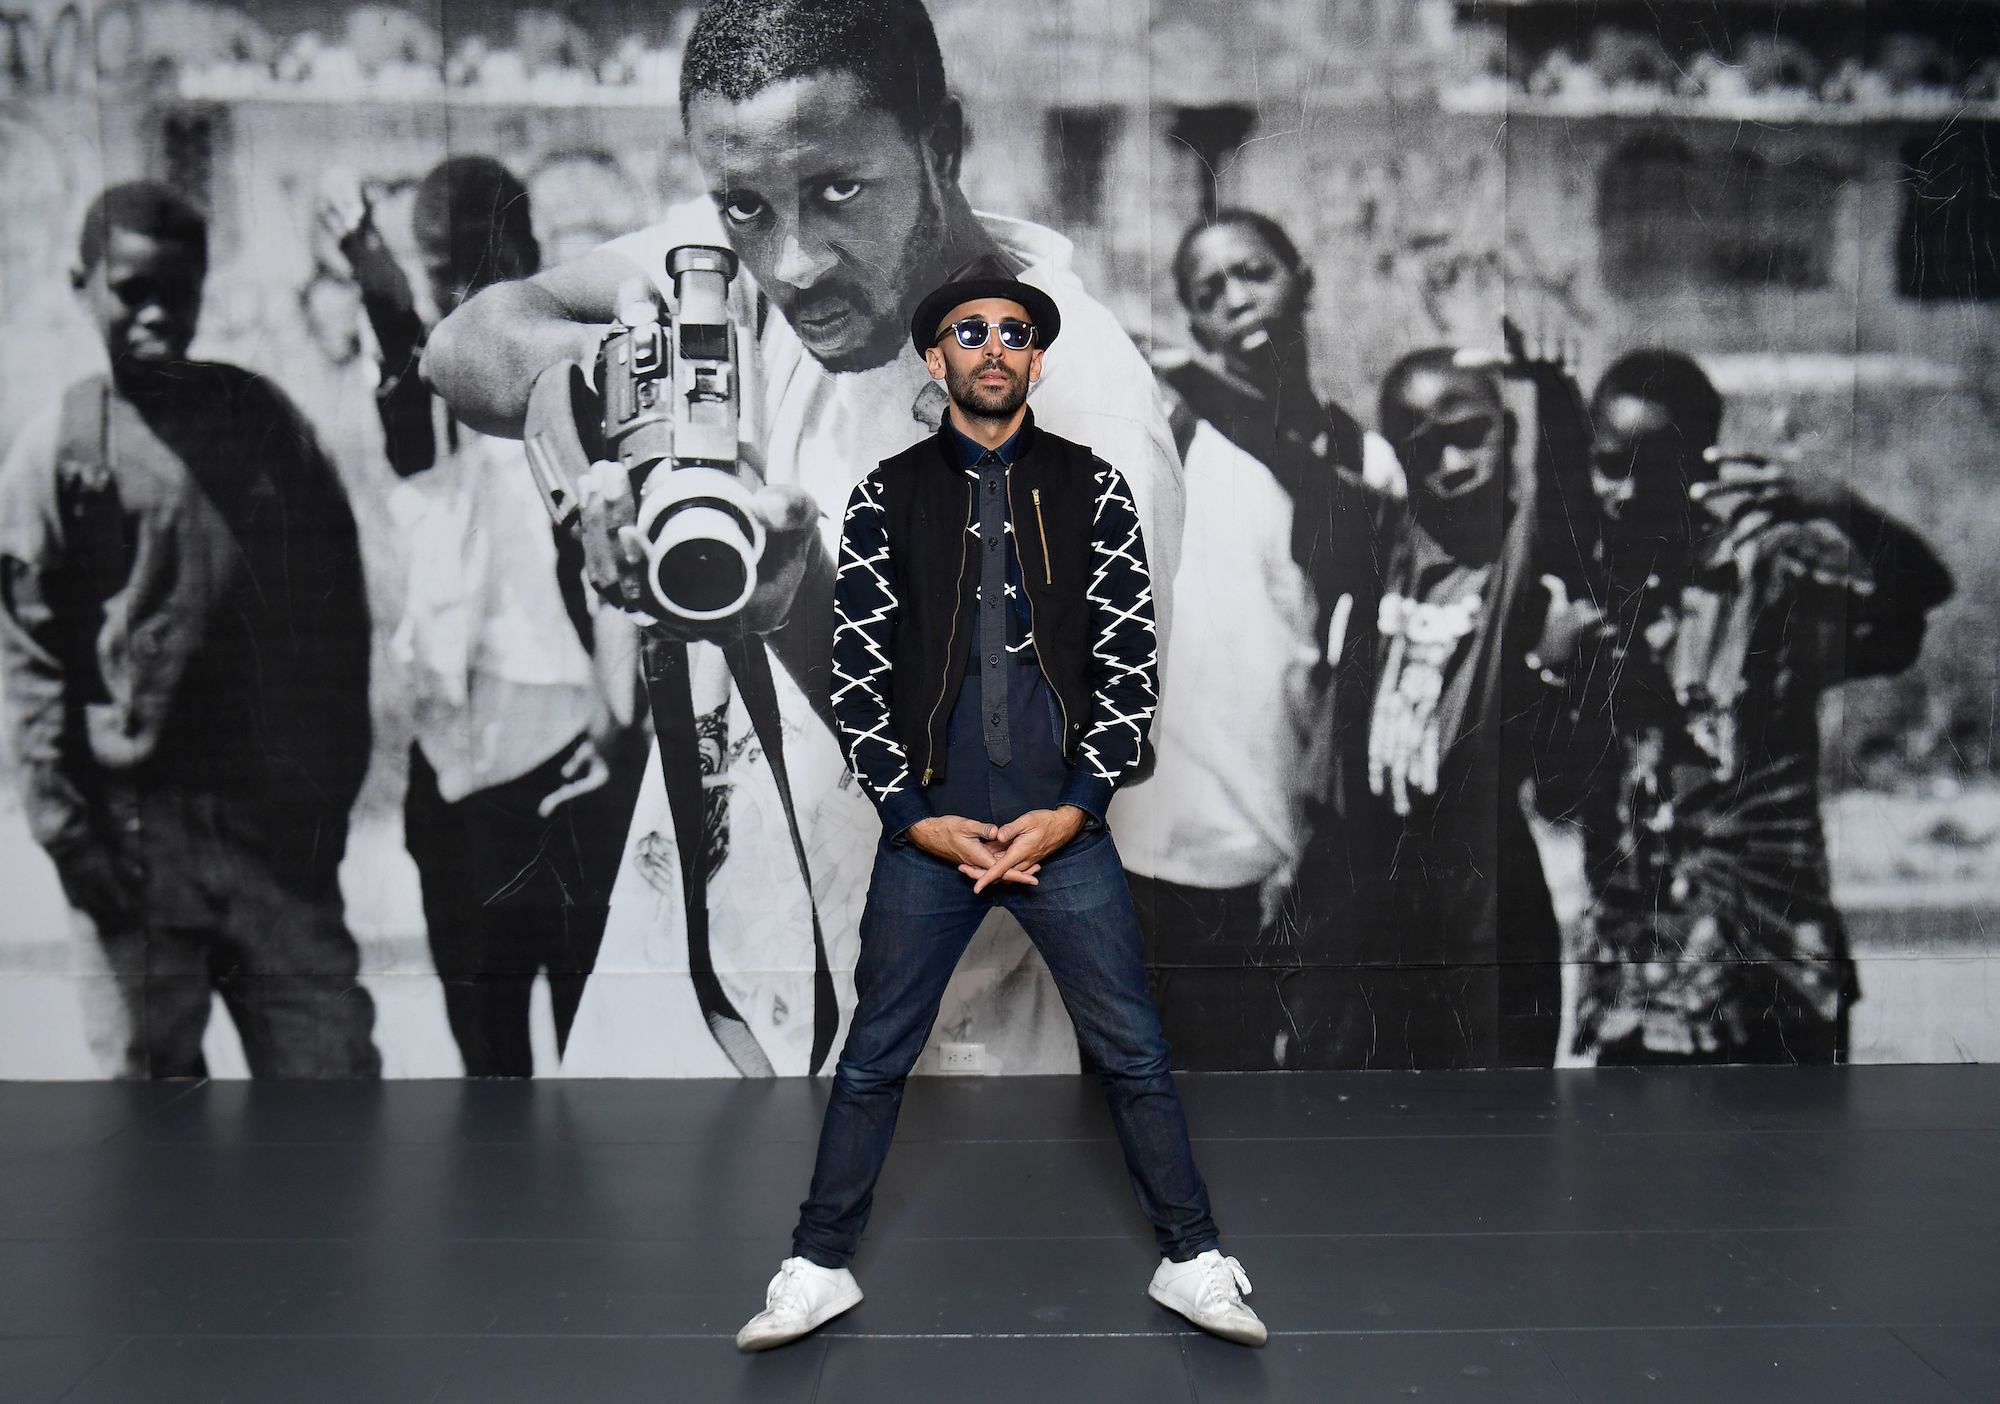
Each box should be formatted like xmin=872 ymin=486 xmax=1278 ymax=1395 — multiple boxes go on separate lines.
xmin=1200 ymin=1255 xmax=1254 ymax=1308
xmin=765 ymin=1260 xmax=813 ymax=1313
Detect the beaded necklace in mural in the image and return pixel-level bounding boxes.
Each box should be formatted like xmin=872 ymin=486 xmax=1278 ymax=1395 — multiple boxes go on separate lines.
xmin=1367 ymin=577 xmax=1487 ymax=815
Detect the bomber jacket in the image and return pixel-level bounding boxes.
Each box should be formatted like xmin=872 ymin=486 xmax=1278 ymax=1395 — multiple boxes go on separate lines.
xmin=830 ymin=411 xmax=1158 ymax=839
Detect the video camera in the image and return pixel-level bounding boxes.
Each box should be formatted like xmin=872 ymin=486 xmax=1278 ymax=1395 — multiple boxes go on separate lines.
xmin=524 ymin=244 xmax=764 ymax=623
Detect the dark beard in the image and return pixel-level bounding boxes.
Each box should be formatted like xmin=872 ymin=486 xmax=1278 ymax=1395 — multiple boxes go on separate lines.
xmin=945 ymin=361 xmax=1029 ymax=420
xmin=793 ymin=284 xmax=915 ymax=375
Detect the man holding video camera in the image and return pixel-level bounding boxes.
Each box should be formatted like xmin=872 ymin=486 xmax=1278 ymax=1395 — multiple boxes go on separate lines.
xmin=421 ymin=0 xmax=1184 ymax=1076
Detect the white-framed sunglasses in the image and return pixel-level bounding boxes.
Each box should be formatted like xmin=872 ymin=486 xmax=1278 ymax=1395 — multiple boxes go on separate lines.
xmin=934 ymin=316 xmax=1038 ymax=351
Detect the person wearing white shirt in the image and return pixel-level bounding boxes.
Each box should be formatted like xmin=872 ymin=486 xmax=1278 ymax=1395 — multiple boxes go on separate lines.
xmin=1140 ymin=209 xmax=1398 ymax=1070
xmin=320 ymin=157 xmax=646 ymax=1077
xmin=420 ymin=0 xmax=1185 ymax=1077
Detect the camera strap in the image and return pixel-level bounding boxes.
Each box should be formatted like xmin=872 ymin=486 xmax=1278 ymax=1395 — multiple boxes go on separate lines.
xmin=644 ymin=635 xmax=838 ymax=1078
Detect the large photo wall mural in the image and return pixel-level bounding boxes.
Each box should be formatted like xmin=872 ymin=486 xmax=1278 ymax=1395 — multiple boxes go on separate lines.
xmin=0 ymin=0 xmax=1994 ymax=1078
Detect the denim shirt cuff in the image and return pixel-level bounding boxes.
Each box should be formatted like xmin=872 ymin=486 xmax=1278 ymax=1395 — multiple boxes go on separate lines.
xmin=878 ymin=787 xmax=932 ymax=845
xmin=1056 ymin=773 xmax=1114 ymax=830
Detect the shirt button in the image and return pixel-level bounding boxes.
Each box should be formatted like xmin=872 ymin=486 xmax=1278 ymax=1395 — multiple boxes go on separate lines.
xmin=986 ymin=478 xmax=998 ymax=492
xmin=990 ymin=713 xmax=1001 ymax=726
xmin=988 ymin=653 xmax=999 ymax=666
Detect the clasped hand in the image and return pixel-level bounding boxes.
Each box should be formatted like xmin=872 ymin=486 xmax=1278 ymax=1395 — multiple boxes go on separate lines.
xmin=909 ymin=807 xmax=1088 ymax=893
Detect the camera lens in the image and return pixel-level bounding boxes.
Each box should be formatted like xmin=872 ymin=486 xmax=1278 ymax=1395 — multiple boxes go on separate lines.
xmin=636 ymin=474 xmax=766 ymax=623
xmin=656 ymin=533 xmax=751 ymax=618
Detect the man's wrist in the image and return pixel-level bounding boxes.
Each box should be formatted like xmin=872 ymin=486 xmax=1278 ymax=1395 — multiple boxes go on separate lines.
xmin=1052 ymin=803 xmax=1099 ymax=838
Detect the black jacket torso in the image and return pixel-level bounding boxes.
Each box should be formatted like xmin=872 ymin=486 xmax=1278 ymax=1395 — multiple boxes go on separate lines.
xmin=873 ymin=413 xmax=1099 ymax=783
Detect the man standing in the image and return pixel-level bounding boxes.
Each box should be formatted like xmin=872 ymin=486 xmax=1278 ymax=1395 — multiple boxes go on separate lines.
xmin=732 ymin=263 xmax=1263 ymax=1351
xmin=1558 ymin=351 xmax=1953 ymax=1064
xmin=1138 ymin=208 xmax=1394 ymax=1068
xmin=1340 ymin=338 xmax=1594 ymax=1069
xmin=317 ymin=157 xmax=646 ymax=1076
xmin=0 ymin=182 xmax=379 ymax=1078
xmin=421 ymin=0 xmax=1183 ymax=1077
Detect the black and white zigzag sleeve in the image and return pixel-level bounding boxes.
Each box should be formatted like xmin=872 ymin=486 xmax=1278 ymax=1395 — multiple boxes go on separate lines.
xmin=830 ymin=472 xmax=930 ymax=839
xmin=1056 ymin=457 xmax=1159 ymax=822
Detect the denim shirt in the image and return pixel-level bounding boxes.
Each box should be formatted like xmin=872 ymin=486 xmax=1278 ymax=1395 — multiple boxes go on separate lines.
xmin=923 ymin=419 xmax=1077 ymax=829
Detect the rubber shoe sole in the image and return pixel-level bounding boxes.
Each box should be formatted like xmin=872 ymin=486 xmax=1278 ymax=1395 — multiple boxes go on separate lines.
xmin=1148 ymin=1280 xmax=1269 ymax=1347
xmin=735 ymin=1280 xmax=864 ymax=1352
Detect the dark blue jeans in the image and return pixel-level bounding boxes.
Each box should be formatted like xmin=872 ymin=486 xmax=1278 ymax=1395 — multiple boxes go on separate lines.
xmin=792 ymin=826 xmax=1221 ymax=1268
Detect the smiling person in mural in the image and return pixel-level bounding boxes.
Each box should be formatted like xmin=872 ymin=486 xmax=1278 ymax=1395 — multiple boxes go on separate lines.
xmin=1552 ymin=350 xmax=1955 ymax=1066
xmin=731 ymin=259 xmax=1264 ymax=1353
xmin=1136 ymin=208 xmax=1400 ymax=1070
xmin=0 ymin=182 xmax=379 ymax=1079
xmin=419 ymin=0 xmax=1185 ymax=1080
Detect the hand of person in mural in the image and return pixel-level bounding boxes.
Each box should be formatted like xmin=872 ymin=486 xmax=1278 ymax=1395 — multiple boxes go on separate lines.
xmin=1698 ymin=451 xmax=1853 ymax=518
xmin=1454 ymin=316 xmax=1579 ymax=380
xmin=50 ymin=841 xmax=142 ymax=937
xmin=960 ymin=806 xmax=1089 ymax=893
xmin=1693 ymin=455 xmax=1866 ymax=591
xmin=536 ymin=733 xmax=613 ymax=820
xmin=313 ymin=169 xmax=418 ymax=323
xmin=1528 ymin=573 xmax=1607 ymax=680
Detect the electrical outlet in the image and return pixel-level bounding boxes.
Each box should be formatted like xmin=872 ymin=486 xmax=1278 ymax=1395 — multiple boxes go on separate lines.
xmin=938 ymin=1041 xmax=985 ymax=1075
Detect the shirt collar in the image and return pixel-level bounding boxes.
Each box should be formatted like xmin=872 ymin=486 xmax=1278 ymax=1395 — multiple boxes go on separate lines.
xmin=946 ymin=416 xmax=1025 ymax=467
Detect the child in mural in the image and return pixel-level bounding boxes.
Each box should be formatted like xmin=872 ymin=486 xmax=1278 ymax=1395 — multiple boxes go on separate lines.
xmin=0 ymin=182 xmax=380 ymax=1078
xmin=420 ymin=0 xmax=1186 ymax=1077
xmin=1137 ymin=207 xmax=1401 ymax=1069
xmin=1331 ymin=330 xmax=1602 ymax=1070
xmin=315 ymin=156 xmax=648 ymax=1077
xmin=1550 ymin=351 xmax=1954 ymax=1065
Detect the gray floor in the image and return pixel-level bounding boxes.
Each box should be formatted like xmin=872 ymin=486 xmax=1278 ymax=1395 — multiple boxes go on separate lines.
xmin=1 ymin=1067 xmax=1997 ymax=1403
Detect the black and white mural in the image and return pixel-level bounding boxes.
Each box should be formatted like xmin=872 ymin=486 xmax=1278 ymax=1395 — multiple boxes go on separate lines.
xmin=0 ymin=0 xmax=1993 ymax=1078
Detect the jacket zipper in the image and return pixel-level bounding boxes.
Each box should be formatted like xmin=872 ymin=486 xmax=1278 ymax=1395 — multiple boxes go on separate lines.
xmin=1009 ymin=476 xmax=1071 ymax=754
xmin=922 ymin=480 xmax=975 ymax=784
xmin=1031 ymin=488 xmax=1053 ymax=585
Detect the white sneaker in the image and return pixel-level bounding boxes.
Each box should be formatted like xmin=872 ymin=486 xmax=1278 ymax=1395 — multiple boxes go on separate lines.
xmin=1148 ymin=1249 xmax=1268 ymax=1346
xmin=735 ymin=1256 xmax=864 ymax=1352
